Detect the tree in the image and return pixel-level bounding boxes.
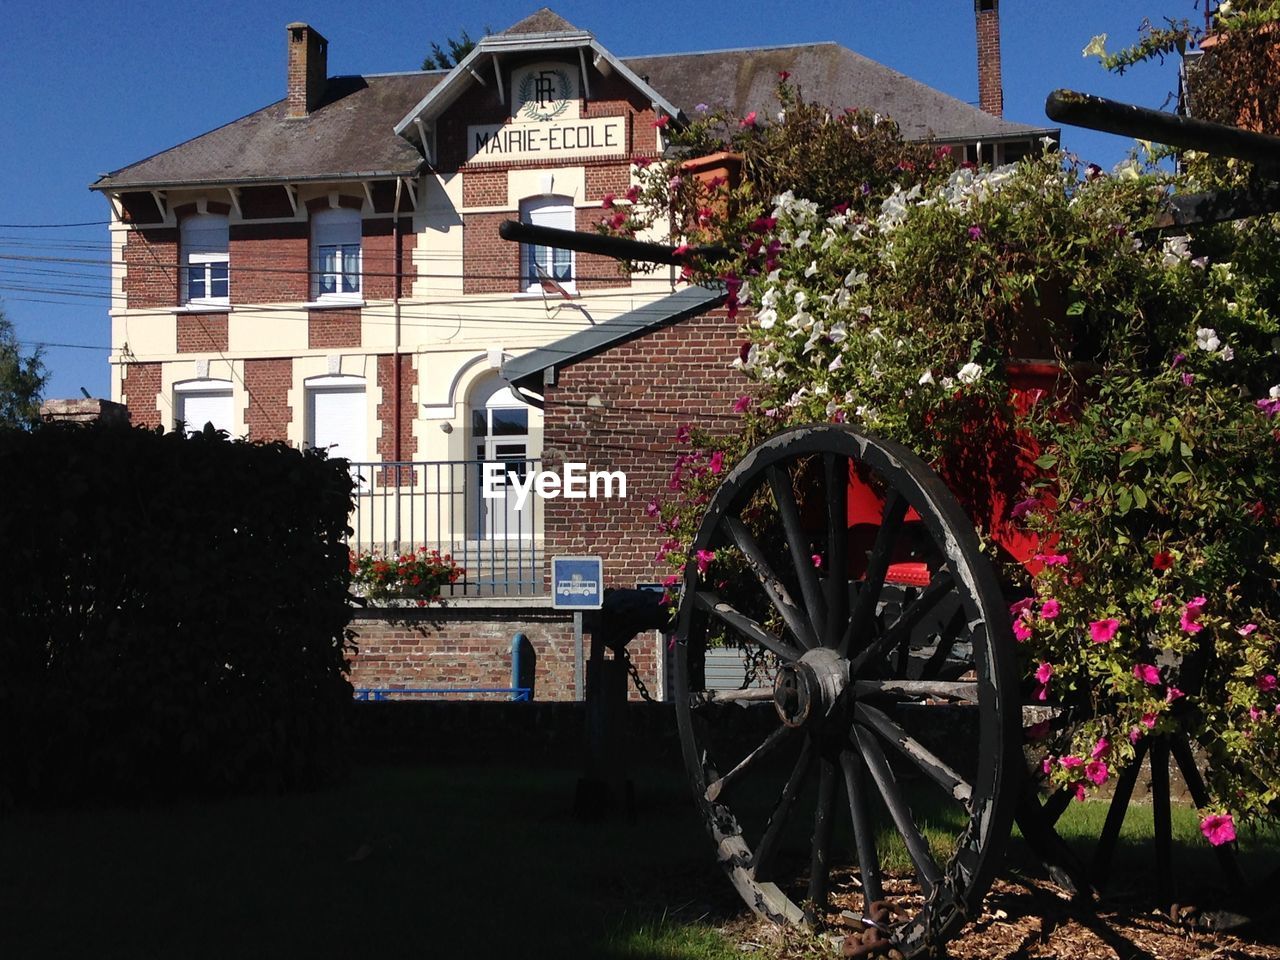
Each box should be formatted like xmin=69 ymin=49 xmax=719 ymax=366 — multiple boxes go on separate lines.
xmin=0 ymin=308 xmax=47 ymax=429
xmin=421 ymin=28 xmax=491 ymax=70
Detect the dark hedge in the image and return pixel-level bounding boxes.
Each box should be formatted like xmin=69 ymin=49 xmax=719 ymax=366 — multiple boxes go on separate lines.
xmin=0 ymin=422 xmax=356 ymax=805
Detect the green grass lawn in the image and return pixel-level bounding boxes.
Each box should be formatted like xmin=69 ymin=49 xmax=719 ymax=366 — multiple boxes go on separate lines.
xmin=0 ymin=759 xmax=743 ymax=960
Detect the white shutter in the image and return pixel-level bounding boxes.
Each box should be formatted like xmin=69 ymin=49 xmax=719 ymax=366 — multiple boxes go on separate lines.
xmin=178 ymin=389 xmax=233 ymax=434
xmin=309 ymin=386 xmax=366 ymax=459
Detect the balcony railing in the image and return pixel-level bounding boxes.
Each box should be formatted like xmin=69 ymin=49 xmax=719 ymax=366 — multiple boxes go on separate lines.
xmin=347 ymin=459 xmax=543 ymax=597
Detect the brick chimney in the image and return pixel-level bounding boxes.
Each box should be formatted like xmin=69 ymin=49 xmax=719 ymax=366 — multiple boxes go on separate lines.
xmin=975 ymin=0 xmax=1003 ymax=118
xmin=286 ymin=22 xmax=328 ymax=119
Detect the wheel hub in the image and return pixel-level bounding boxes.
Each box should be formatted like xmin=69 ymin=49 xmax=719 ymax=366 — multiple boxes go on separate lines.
xmin=773 ymin=647 xmax=848 ymax=727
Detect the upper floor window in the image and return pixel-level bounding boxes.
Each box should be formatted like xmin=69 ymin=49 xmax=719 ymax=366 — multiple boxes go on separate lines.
xmin=181 ymin=214 xmax=229 ymax=306
xmin=519 ymin=196 xmax=574 ymax=294
xmin=312 ymin=207 xmax=362 ymax=301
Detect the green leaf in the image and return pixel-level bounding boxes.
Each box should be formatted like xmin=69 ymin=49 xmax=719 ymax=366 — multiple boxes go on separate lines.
xmin=1133 ymin=485 xmax=1148 ymax=508
xmin=1117 ymin=487 xmax=1133 ymax=514
xmin=1066 ymin=300 xmax=1086 ymax=317
xmin=1158 ymin=432 xmax=1174 ymax=454
xmin=1169 ymin=470 xmax=1193 ymax=484
xmin=1034 ymin=454 xmax=1058 ymax=470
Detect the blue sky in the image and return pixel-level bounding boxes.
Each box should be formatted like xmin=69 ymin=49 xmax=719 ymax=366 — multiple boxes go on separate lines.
xmin=0 ymin=1 xmax=1192 ymax=400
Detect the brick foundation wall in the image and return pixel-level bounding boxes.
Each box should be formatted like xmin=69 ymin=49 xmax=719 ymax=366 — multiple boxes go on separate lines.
xmin=121 ymin=361 xmax=163 ymax=428
xmin=123 ymin=229 xmax=178 ymax=308
xmin=176 ymin=313 xmax=229 ymax=352
xmin=350 ymin=607 xmax=578 ymax=700
xmin=243 ymin=357 xmax=293 ymax=440
xmin=308 ymin=309 xmax=361 ymax=349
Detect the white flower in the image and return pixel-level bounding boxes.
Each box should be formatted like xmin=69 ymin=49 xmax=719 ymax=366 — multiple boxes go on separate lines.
xmin=1040 ymin=135 xmax=1056 ymax=149
xmin=918 ymin=369 xmax=935 ymax=386
xmin=805 ymin=260 xmax=819 ymax=278
xmin=940 ymin=376 xmax=955 ymax=390
xmin=1161 ymin=235 xmax=1191 ymax=267
xmin=1082 ymin=34 xmax=1108 ymax=59
xmin=1195 ymin=327 xmax=1221 ymax=352
xmin=957 ymin=362 xmax=983 ymax=385
xmin=828 ymin=355 xmax=844 ymax=372
xmin=1220 ymin=345 xmax=1235 ymax=362
xmin=758 ymin=308 xmax=777 ymax=330
xmin=794 ymin=291 xmax=808 ymax=307
xmin=828 ymin=322 xmax=848 ymax=343
xmin=844 ymin=268 xmax=868 ymax=288
xmin=1269 ymin=385 xmax=1280 ymax=400
xmin=1113 ymin=159 xmax=1141 ymax=181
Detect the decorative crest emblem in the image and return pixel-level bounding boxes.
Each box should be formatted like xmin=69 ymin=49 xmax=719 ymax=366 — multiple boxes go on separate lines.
xmin=518 ymin=68 xmax=572 ymax=122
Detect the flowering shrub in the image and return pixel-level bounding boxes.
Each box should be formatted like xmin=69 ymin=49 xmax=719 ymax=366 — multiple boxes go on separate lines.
xmin=634 ymin=82 xmax=1280 ymax=833
xmin=349 ymin=547 xmax=463 ymax=605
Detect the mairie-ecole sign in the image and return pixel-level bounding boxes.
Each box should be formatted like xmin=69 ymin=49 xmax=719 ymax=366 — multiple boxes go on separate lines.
xmin=466 ymin=62 xmax=626 ymax=163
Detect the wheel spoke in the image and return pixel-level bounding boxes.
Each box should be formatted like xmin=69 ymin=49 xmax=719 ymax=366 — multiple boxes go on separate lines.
xmin=839 ymin=748 xmax=884 ymax=909
xmin=754 ymin=737 xmax=815 ymax=882
xmin=917 ymin=603 xmax=966 ymax=680
xmin=807 ymin=756 xmax=838 ymax=915
xmin=848 ymin=572 xmax=955 ymax=678
xmin=698 ymin=687 xmax=774 ymax=704
xmin=853 ymin=725 xmax=943 ymax=895
xmin=1090 ymin=735 xmax=1147 ymax=884
xmin=723 ymin=516 xmax=818 ymax=650
xmin=1170 ymin=733 xmax=1246 ymax=888
xmin=840 ymin=491 xmax=909 ymax=658
xmin=853 ymin=679 xmax=979 ymax=703
xmin=824 ymin=453 xmax=849 ymax=649
xmin=767 ymin=465 xmax=828 ymax=642
xmin=695 ymin=591 xmax=801 ymax=663
xmin=854 ymin=701 xmax=973 ymax=802
xmin=705 ymin=724 xmax=796 ymax=803
xmin=1150 ymin=736 xmax=1173 ymax=906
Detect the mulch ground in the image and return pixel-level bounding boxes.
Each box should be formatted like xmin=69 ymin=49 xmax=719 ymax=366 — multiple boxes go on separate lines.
xmin=717 ymin=873 xmax=1280 ymax=959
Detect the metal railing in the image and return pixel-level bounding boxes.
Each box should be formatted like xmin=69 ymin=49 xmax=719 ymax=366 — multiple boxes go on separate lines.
xmin=347 ymin=459 xmax=543 ymax=596
xmin=353 ymin=687 xmax=532 ymax=702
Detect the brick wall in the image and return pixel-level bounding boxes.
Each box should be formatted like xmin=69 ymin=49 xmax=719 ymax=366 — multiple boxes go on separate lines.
xmin=349 ymin=607 xmax=578 ymax=701
xmin=123 ymin=228 xmax=178 ymax=308
xmin=462 ymin=169 xmax=507 ymax=208
xmin=463 ymin=211 xmax=519 ymax=294
xmin=976 ymin=1 xmax=1003 ymax=118
xmin=376 ymin=353 xmax=417 ymax=464
xmin=542 ymin=303 xmax=746 ymax=590
xmin=308 ymin=309 xmax=361 ymax=349
xmin=121 ymin=361 xmax=163 ymax=427
xmin=176 ymin=313 xmax=229 ymax=352
xmin=230 ymin=222 xmax=309 ymax=303
xmin=243 ymin=357 xmax=293 ymax=440
xmin=361 ymin=217 xmax=416 ymax=300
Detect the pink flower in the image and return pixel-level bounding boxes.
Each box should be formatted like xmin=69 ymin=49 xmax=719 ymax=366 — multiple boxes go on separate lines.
xmin=811 ymin=553 xmax=823 ymax=569
xmin=1035 ymin=662 xmax=1053 ymax=685
xmin=1250 ymin=706 xmax=1263 ymax=722
xmin=1166 ymin=686 xmax=1185 ymax=702
xmin=1034 ymin=553 xmax=1070 ymax=567
xmin=1041 ymin=757 xmax=1054 ymax=775
xmin=694 ymin=549 xmax=716 ymax=574
xmin=968 ymin=225 xmax=983 ymax=240
xmin=1086 ymin=761 xmax=1109 ymax=785
xmin=1182 ymin=372 xmax=1195 ymax=387
xmin=708 ymin=450 xmax=725 ymax=474
xmin=661 ymin=572 xmax=681 ymax=588
xmin=1141 ymin=711 xmax=1158 ymax=729
xmin=732 ymin=395 xmax=752 ymax=413
xmin=1075 ymin=784 xmax=1088 ymax=802
xmin=1035 ymin=684 xmax=1049 ymax=702
xmin=645 ymin=499 xmax=660 ymax=518
xmin=653 ymin=114 xmax=670 ymax=129
xmin=1238 ymin=623 xmax=1258 ymax=636
xmin=1152 ymin=598 xmax=1165 ymax=611
xmin=675 ymin=424 xmax=691 ymax=443
xmin=1013 ymin=619 xmax=1033 ymax=642
xmin=1129 ymin=727 xmax=1142 ymax=744
xmin=1134 ymin=663 xmax=1162 ymax=685
xmin=601 ymin=193 xmax=616 ymax=209
xmin=1009 ymin=597 xmax=1034 ymax=620
xmin=778 ymin=70 xmax=791 ymax=81
xmin=1152 ymin=551 xmax=1174 ymax=570
xmin=1090 ymin=618 xmax=1120 ymax=643
xmin=1180 ymin=596 xmax=1208 ymax=634
xmin=740 ymin=111 xmax=758 ymax=128
xmin=1059 ymin=755 xmax=1083 ymax=770
xmin=1040 ymin=599 xmax=1061 ymax=620
xmin=1090 ymin=738 xmax=1109 ymax=759
xmin=1010 ymin=496 xmax=1039 ymax=519
xmin=1258 ymin=674 xmax=1278 ymax=693
xmin=1171 ymin=353 xmax=1185 ymax=368
xmin=1200 ymin=813 xmax=1236 ymax=847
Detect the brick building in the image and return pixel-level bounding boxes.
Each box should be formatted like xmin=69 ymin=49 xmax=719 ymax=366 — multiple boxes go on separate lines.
xmin=92 ymin=5 xmax=1054 ymax=697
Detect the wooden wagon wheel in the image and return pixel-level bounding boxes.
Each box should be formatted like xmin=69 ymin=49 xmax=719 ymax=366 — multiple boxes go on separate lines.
xmin=673 ymin=425 xmax=1022 ymax=958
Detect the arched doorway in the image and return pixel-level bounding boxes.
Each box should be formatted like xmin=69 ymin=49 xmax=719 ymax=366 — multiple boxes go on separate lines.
xmin=468 ymin=375 xmax=533 ymax=540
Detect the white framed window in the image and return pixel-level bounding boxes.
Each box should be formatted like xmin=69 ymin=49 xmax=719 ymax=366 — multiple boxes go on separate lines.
xmin=312 ymin=208 xmax=362 ymax=301
xmin=174 ymin=378 xmax=234 ymax=435
xmin=181 ymin=214 xmax=229 ymax=306
xmin=519 ymin=196 xmax=574 ymax=293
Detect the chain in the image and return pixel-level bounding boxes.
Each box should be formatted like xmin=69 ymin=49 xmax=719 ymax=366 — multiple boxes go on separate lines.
xmin=620 ymin=645 xmax=656 ymax=702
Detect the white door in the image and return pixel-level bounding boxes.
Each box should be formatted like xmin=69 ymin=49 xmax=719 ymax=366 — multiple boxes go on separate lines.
xmin=470 ymin=380 xmax=531 ymax=540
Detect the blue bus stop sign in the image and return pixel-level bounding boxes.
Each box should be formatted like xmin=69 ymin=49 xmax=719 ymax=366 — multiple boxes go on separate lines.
xmin=551 ymin=555 xmax=604 ymax=609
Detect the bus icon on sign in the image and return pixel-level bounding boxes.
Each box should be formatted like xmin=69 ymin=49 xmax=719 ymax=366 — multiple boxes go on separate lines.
xmin=551 ymin=556 xmax=603 ymax=609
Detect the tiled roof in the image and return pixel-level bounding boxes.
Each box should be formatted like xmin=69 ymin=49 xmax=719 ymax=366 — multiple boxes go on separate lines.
xmin=93 ymin=12 xmax=1054 ymax=192
xmin=92 ymin=73 xmax=438 ymax=191
xmin=625 ymin=43 xmax=1054 ymax=143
